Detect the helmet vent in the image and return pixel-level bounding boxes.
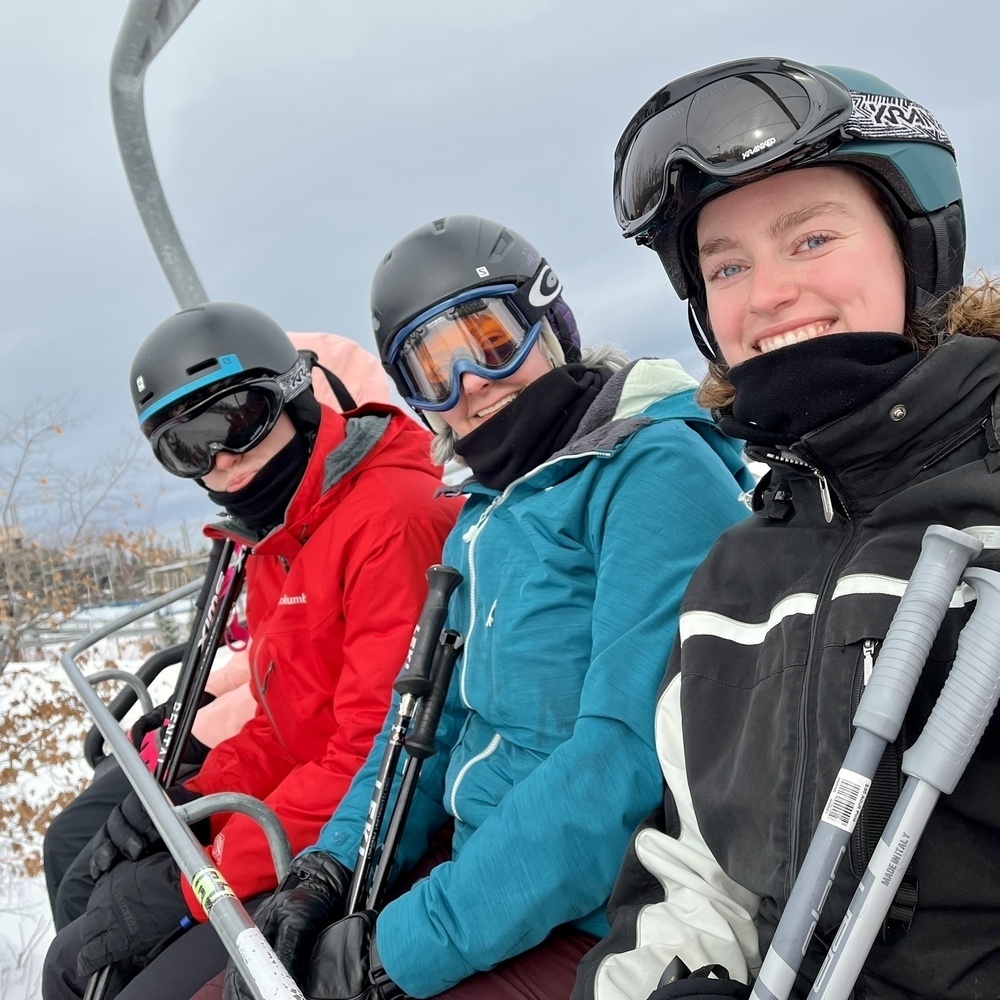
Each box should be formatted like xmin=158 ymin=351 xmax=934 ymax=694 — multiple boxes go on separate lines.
xmin=185 ymin=358 xmax=220 ymax=377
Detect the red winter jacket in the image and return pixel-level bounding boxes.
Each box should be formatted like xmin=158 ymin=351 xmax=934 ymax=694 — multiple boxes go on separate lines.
xmin=180 ymin=402 xmax=461 ymax=919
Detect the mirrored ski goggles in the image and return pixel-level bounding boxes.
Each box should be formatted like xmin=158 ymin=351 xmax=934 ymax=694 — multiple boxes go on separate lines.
xmin=386 ymin=286 xmax=542 ymax=412
xmin=144 ymin=380 xmax=284 ymax=478
xmin=614 ymin=58 xmax=953 ymax=238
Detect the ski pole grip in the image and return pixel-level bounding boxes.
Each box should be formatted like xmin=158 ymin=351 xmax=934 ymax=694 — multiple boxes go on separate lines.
xmin=394 ymin=565 xmax=463 ymax=698
xmin=903 ymin=567 xmax=1000 ymax=793
xmin=854 ymin=524 xmax=982 ymax=741
xmin=406 ymin=631 xmax=463 ymax=760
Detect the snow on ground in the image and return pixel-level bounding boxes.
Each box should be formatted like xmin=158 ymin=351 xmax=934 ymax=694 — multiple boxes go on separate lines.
xmin=0 ymin=874 xmax=52 ymax=999
xmin=0 ymin=639 xmax=179 ymax=1000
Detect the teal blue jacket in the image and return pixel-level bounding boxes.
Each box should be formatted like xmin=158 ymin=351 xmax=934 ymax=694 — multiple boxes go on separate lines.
xmin=313 ymin=359 xmax=754 ymax=996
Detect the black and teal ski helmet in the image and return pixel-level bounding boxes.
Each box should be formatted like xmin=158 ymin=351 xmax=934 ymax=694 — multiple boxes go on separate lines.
xmin=613 ymin=58 xmax=965 ymax=360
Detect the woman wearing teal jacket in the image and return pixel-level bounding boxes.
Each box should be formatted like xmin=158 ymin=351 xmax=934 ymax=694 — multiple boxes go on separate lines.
xmin=219 ymin=215 xmax=754 ymax=1000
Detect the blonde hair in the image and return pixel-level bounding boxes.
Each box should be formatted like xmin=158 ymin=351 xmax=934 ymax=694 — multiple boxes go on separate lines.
xmin=695 ymin=272 xmax=1000 ymax=412
xmin=430 ymin=342 xmax=631 ymax=467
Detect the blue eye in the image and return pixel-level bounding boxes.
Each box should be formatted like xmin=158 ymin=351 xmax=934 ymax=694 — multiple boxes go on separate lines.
xmin=708 ymin=262 xmax=743 ymax=281
xmin=800 ymin=234 xmax=830 ymax=251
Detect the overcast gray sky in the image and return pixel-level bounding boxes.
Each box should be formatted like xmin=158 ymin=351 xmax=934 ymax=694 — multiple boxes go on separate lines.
xmin=2 ymin=0 xmax=998 ymax=536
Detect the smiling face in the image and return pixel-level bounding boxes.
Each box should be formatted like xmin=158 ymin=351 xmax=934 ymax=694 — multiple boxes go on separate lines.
xmin=696 ymin=165 xmax=906 ymax=367
xmin=436 ymin=341 xmax=554 ymax=438
xmin=201 ymin=410 xmax=297 ymax=493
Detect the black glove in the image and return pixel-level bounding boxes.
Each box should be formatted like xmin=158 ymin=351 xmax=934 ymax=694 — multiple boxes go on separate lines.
xmin=89 ymin=785 xmax=204 ymax=880
xmin=301 ymin=910 xmax=404 ymax=1000
xmin=647 ymin=965 xmax=750 ymax=1000
xmin=77 ymin=853 xmax=192 ymax=978
xmin=129 ymin=694 xmax=215 ymax=764
xmin=222 ymin=850 xmax=352 ymax=1000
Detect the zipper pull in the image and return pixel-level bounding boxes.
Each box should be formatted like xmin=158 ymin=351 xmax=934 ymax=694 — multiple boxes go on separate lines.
xmin=462 ymin=496 xmax=500 ymax=543
xmin=817 ymin=473 xmax=834 ymax=523
xmin=862 ymin=639 xmax=876 ymax=686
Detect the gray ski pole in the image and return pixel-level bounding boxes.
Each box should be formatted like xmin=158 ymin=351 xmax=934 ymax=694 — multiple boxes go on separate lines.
xmin=345 ymin=565 xmax=463 ymax=914
xmin=751 ymin=524 xmax=983 ymax=1000
xmin=812 ymin=565 xmax=1000 ymax=1000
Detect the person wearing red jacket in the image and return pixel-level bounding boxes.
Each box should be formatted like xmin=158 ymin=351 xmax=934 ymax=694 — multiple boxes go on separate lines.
xmin=41 ymin=330 xmax=390 ymax=932
xmin=41 ymin=302 xmax=460 ymax=1000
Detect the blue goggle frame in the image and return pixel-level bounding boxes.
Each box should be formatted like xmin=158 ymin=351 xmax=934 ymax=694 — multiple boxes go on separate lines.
xmin=385 ymin=284 xmax=543 ymax=412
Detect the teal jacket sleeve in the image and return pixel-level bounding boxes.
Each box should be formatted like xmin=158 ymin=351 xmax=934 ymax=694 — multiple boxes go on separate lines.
xmin=374 ymin=422 xmax=750 ymax=997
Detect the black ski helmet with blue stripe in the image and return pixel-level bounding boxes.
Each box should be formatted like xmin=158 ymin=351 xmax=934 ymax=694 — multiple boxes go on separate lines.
xmin=130 ymin=302 xmax=311 ymax=433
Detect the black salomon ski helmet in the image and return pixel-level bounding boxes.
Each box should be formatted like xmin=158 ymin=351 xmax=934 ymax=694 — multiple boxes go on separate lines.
xmin=370 ymin=214 xmax=581 ymax=404
xmin=614 ymin=58 xmax=965 ymax=360
xmin=130 ymin=302 xmax=311 ymax=432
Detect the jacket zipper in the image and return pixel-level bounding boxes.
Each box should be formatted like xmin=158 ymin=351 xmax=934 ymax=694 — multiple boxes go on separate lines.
xmin=787 ymin=510 xmax=858 ymax=889
xmin=448 ymin=733 xmax=502 ymax=822
xmin=759 ymin=447 xmax=837 ymax=523
xmin=253 ymin=660 xmax=291 ymax=753
xmin=457 ymin=450 xmax=610 ymax=709
xmin=449 ymin=450 xmax=611 ymax=811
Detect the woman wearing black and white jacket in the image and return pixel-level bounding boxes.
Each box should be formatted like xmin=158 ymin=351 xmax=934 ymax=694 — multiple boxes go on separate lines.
xmin=574 ymin=58 xmax=1000 ymax=1000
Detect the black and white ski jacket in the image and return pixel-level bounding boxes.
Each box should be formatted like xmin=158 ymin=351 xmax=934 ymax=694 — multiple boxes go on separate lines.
xmin=574 ymin=334 xmax=1000 ymax=1000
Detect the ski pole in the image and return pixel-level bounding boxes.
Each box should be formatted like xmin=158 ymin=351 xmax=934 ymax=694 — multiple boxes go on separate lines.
xmin=63 ymin=584 xmax=303 ymax=1000
xmin=157 ymin=540 xmax=249 ymax=786
xmin=751 ymin=524 xmax=983 ymax=1000
xmin=87 ymin=539 xmax=248 ymax=1000
xmin=812 ymin=565 xmax=1000 ymax=1000
xmin=364 ymin=629 xmax=464 ymax=912
xmin=344 ymin=564 xmax=463 ymax=914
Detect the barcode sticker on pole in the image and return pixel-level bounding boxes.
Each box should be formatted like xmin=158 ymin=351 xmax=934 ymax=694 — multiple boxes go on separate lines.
xmin=236 ymin=927 xmax=307 ymax=999
xmin=821 ymin=768 xmax=871 ymax=832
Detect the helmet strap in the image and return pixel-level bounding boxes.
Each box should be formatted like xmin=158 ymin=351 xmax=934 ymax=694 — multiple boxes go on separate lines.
xmin=688 ymin=302 xmax=722 ymax=363
xmin=314 ymin=364 xmax=358 ymax=412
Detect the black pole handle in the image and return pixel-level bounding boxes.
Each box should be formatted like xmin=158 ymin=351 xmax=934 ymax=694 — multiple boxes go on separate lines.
xmin=393 ymin=565 xmax=462 ymax=698
xmin=405 ymin=631 xmax=463 ymax=760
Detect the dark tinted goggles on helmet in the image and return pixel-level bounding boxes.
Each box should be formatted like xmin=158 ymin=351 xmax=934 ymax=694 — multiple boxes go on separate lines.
xmin=145 ymin=380 xmax=284 ymax=478
xmin=614 ymin=57 xmax=956 ymax=242
xmin=386 ymin=285 xmax=544 ymax=412
xmin=614 ymin=59 xmax=859 ymax=238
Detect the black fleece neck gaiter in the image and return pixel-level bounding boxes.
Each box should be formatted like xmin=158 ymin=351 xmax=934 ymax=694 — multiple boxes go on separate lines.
xmin=454 ymin=363 xmax=612 ymax=490
xmin=204 ymin=431 xmax=311 ymax=533
xmin=720 ymin=332 xmax=919 ymax=445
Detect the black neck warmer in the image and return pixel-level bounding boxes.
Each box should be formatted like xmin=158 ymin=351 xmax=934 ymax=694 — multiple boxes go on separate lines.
xmin=205 ymin=431 xmax=311 ymax=533
xmin=719 ymin=332 xmax=920 ymax=445
xmin=454 ymin=363 xmax=612 ymax=490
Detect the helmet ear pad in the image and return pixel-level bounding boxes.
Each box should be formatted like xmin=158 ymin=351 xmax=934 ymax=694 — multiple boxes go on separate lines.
xmin=905 ymin=203 xmax=966 ymax=308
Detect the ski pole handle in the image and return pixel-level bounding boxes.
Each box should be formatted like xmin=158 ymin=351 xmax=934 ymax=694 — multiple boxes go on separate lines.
xmin=854 ymin=524 xmax=982 ymax=741
xmin=814 ymin=567 xmax=1000 ymax=1000
xmin=405 ymin=630 xmax=463 ymax=760
xmin=394 ymin=565 xmax=462 ymax=699
xmin=752 ymin=524 xmax=981 ymax=1000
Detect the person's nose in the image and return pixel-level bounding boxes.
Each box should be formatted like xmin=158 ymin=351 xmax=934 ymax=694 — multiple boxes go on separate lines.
xmin=211 ymin=450 xmax=242 ymax=471
xmin=459 ymin=370 xmax=493 ymax=396
xmin=747 ymin=258 xmax=800 ymax=316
